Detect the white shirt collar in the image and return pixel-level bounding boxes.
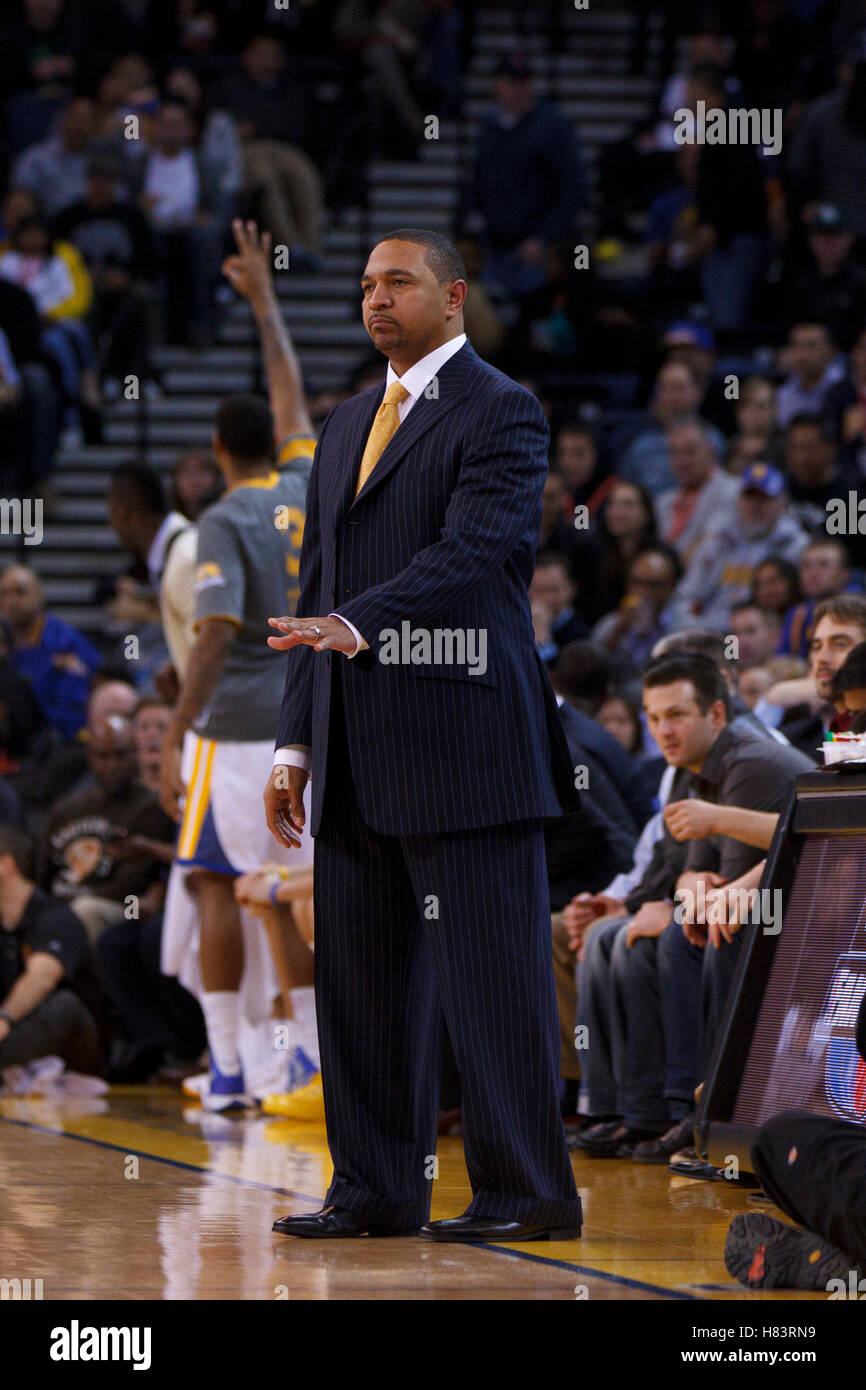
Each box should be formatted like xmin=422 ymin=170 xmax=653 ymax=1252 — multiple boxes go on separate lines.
xmin=147 ymin=511 xmax=190 ymax=587
xmin=385 ymin=334 xmax=467 ymax=403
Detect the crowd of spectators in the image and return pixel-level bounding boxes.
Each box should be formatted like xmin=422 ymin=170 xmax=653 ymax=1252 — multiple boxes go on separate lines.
xmin=0 ymin=0 xmax=467 ymax=484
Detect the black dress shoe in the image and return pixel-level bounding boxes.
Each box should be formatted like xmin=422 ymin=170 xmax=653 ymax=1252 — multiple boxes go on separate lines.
xmin=631 ymin=1116 xmax=696 ymax=1164
xmin=572 ymin=1117 xmax=622 ymax=1151
xmin=420 ymin=1215 xmax=581 ymax=1243
xmin=579 ymin=1124 xmax=665 ymax=1158
xmin=272 ymin=1204 xmax=419 ymax=1237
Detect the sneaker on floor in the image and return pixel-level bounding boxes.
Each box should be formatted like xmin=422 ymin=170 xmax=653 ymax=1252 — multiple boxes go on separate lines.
xmin=275 ymin=1045 xmax=317 ymax=1101
xmin=248 ymin=1044 xmax=318 ymax=1103
xmin=260 ymin=1073 xmax=324 ymax=1121
xmin=54 ymin=1071 xmax=108 ymax=1097
xmin=0 ymin=1056 xmax=66 ymax=1096
xmin=725 ymin=1212 xmax=855 ymax=1290
xmin=632 ymin=1115 xmax=695 ymax=1164
xmin=202 ymin=1065 xmax=254 ymax=1112
xmin=182 ymin=1071 xmax=210 ymax=1101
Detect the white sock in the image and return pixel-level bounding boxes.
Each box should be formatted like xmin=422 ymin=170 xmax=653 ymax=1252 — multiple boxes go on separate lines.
xmin=290 ymin=987 xmax=319 ymax=1069
xmin=202 ymin=991 xmax=241 ymax=1076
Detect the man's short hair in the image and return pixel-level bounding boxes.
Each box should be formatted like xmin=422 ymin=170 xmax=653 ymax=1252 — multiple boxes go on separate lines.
xmin=642 ymin=650 xmax=731 ymax=717
xmin=687 ymin=61 xmax=727 ymax=99
xmin=556 ymin=417 xmax=597 ymax=443
xmin=665 ymin=414 xmax=715 ymax=446
xmin=633 ymin=542 xmax=684 ymax=585
xmin=0 ymin=823 xmax=34 ymax=880
xmin=376 ymin=228 xmax=467 ymax=284
xmin=214 ymin=394 xmax=274 ymax=465
xmin=108 ymin=462 xmax=167 ymax=516
xmin=534 ymin=550 xmax=571 ymax=576
xmin=652 ymin=627 xmax=727 ymax=671
xmin=134 ymin=694 xmax=170 ymax=716
xmin=552 ymin=641 xmax=610 ymax=713
xmin=786 ymin=412 xmax=838 ymax=443
xmin=814 ymin=593 xmax=866 ymax=633
xmin=789 ymin=320 xmax=836 ymax=345
xmin=802 ymin=535 xmax=851 ymax=564
xmin=730 ymin=601 xmax=781 ymax=627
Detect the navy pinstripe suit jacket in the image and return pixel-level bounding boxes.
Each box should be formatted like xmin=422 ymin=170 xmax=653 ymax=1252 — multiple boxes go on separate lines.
xmin=275 ymin=340 xmax=580 ymax=836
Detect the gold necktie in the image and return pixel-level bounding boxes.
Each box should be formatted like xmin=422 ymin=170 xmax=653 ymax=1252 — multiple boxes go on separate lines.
xmin=354 ymin=381 xmax=410 ymax=498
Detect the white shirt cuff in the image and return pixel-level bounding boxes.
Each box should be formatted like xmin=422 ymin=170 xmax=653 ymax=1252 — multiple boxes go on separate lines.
xmin=273 ymin=747 xmax=312 ymax=772
xmin=329 ymin=612 xmax=368 ymax=656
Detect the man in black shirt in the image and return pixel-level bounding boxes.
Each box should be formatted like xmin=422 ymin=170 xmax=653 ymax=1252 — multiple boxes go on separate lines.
xmin=0 ymin=823 xmax=103 ymax=1077
xmin=787 ymin=204 xmax=866 ymax=350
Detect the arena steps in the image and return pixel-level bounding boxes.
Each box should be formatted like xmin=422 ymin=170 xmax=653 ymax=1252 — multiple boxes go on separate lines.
xmin=24 ymin=4 xmax=661 ymax=635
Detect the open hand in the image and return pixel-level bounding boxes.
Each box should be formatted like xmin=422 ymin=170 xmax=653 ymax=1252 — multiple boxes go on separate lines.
xmin=267 ymin=615 xmax=357 ymax=654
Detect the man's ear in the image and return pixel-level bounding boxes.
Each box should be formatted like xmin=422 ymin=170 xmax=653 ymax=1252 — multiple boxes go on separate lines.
xmin=445 ymin=278 xmax=467 ymax=316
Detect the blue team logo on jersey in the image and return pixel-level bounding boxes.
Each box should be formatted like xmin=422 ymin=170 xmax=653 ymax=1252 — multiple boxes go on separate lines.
xmin=818 ymin=955 xmax=866 ymax=1121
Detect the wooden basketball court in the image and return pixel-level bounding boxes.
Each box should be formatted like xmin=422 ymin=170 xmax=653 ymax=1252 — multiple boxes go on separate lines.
xmin=0 ymin=1088 xmax=823 ymax=1301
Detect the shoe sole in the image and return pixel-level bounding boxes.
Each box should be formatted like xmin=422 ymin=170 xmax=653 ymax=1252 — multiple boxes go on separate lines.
xmin=202 ymin=1095 xmax=255 ymax=1113
xmin=632 ymin=1148 xmax=682 ymax=1164
xmin=724 ymin=1213 xmax=852 ymax=1290
xmin=578 ymin=1146 xmax=636 ymax=1159
xmin=272 ymin=1223 xmax=419 ymax=1238
xmin=421 ymin=1227 xmax=582 ymax=1243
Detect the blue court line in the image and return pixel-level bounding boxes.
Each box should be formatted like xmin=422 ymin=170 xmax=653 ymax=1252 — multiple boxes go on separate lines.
xmin=0 ymin=1112 xmax=701 ymax=1300
xmin=0 ymin=1113 xmax=323 ymax=1205
xmin=477 ymin=1242 xmax=700 ymax=1300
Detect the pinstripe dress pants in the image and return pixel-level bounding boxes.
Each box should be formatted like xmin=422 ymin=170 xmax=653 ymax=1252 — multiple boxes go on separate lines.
xmin=313 ymin=662 xmax=582 ymax=1229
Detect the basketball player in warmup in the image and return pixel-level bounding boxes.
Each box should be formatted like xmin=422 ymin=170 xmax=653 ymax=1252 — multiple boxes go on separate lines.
xmin=218 ymin=219 xmax=322 ymax=1115
xmin=158 ymin=391 xmax=317 ymax=1111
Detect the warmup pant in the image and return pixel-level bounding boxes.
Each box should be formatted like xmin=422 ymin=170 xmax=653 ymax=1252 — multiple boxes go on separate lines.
xmin=0 ymin=990 xmax=103 ymax=1076
xmin=313 ymin=663 xmax=581 ymax=1230
xmin=751 ymin=1109 xmax=866 ymax=1270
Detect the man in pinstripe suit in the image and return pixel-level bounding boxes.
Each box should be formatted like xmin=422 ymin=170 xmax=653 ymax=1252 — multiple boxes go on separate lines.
xmin=263 ymin=228 xmax=582 ymax=1241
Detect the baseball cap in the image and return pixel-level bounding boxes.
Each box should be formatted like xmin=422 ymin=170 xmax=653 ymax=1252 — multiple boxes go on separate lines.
xmin=663 ymin=320 xmax=716 ymax=352
xmin=806 ymin=204 xmax=852 ymax=234
xmin=739 ymin=462 xmax=785 ymax=497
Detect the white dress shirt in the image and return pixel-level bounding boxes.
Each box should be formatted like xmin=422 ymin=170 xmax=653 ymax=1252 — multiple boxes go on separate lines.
xmin=274 ymin=333 xmax=468 ymax=772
